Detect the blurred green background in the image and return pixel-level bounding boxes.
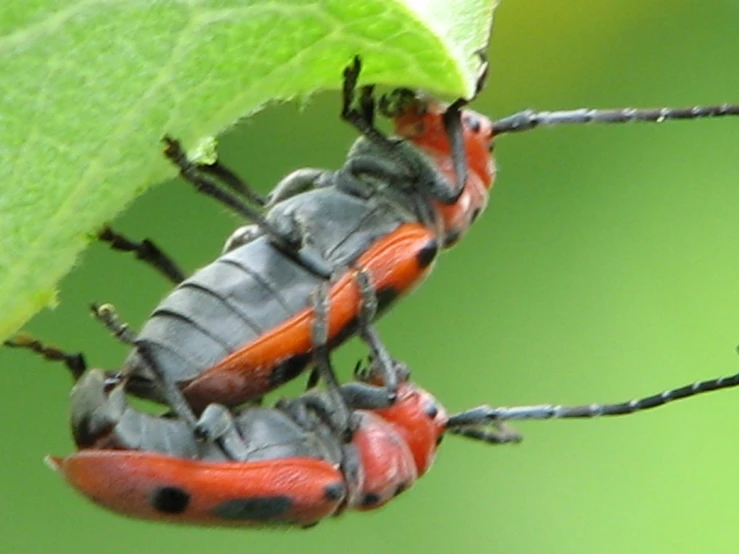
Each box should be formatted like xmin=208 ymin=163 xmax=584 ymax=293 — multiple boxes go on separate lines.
xmin=2 ymin=0 xmax=738 ymax=552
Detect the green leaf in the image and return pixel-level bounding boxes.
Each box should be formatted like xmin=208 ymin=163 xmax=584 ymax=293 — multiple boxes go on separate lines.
xmin=0 ymin=0 xmax=497 ymax=339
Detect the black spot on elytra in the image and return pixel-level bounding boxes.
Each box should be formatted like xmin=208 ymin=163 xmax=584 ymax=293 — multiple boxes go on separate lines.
xmin=361 ymin=493 xmax=381 ymax=507
xmin=269 ymin=353 xmax=311 ymax=388
xmin=151 ymin=486 xmax=190 ymax=514
xmin=323 ymin=482 xmax=346 ymax=502
xmin=416 ymin=240 xmax=438 ymax=268
xmin=211 ymin=496 xmax=293 ymax=521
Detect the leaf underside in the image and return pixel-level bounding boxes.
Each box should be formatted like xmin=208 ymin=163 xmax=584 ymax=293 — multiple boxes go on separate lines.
xmin=0 ymin=0 xmax=497 ymax=338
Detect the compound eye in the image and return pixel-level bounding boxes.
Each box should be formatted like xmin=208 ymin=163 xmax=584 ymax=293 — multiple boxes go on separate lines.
xmin=463 ymin=113 xmax=481 ymax=133
xmin=424 ymin=401 xmax=439 ymax=419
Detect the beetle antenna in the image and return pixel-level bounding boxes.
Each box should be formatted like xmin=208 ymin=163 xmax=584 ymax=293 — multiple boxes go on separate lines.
xmin=90 ymin=303 xmax=138 ymax=345
xmin=447 ymin=356 xmax=739 ymax=437
xmin=492 ymin=104 xmax=739 ymax=135
xmin=4 ymin=334 xmax=87 ymax=381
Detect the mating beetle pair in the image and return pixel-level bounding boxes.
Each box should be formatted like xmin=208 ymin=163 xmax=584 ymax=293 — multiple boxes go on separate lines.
xmin=8 ymin=56 xmax=501 ymax=525
xmin=88 ymin=56 xmax=739 ymax=427
xmin=7 ymin=54 xmax=739 ymax=527
xmin=92 ymin=56 xmax=498 ymax=433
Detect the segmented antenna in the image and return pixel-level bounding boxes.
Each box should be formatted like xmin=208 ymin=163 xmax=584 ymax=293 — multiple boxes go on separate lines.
xmin=87 ymin=303 xmax=200 ymax=429
xmin=492 ymin=104 xmax=739 ymax=135
xmin=447 ymin=364 xmax=739 ymax=431
xmin=449 ymin=422 xmax=524 ymax=445
xmin=90 ymin=303 xmax=137 ymax=345
xmin=4 ymin=334 xmax=87 ymax=380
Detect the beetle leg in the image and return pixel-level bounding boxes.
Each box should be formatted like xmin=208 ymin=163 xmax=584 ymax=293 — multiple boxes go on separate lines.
xmin=193 ymin=156 xmax=267 ymax=207
xmin=266 ymin=168 xmax=334 ymax=206
xmin=358 ymin=84 xmax=376 ymax=127
xmin=195 ymin=403 xmax=251 ymax=461
xmin=304 ymin=367 xmax=320 ymax=390
xmin=340 ymin=57 xmax=391 ymax=149
xmin=163 ymin=136 xmax=333 ymax=279
xmin=278 ymin=390 xmax=341 ymax=435
xmin=264 ymin=209 xmax=336 ymax=278
xmin=438 ymin=51 xmax=489 ymax=200
xmin=310 ymin=273 xmax=400 ymax=423
xmin=342 ymin=57 xmax=472 ymax=207
xmin=340 ymin=154 xmax=412 ymax=191
xmin=341 ymin=57 xmax=440 ymax=186
xmin=134 ymin=339 xmax=200 ymax=429
xmin=295 ymin=377 xmax=396 ymax=419
xmin=221 ymin=224 xmax=261 ymax=254
xmin=222 ymin=168 xmax=332 ymax=254
xmin=338 ymin=381 xmax=396 ymax=410
xmin=276 ymin=394 xmax=318 ymax=430
xmin=160 ymin=137 xmax=266 ymax=207
xmin=279 ymin=386 xmax=364 ymax=510
xmin=440 ymin=100 xmax=467 ymax=202
xmin=310 ymin=282 xmax=355 ymax=440
xmin=97 ymin=225 xmax=186 ymax=284
xmin=162 ymin=136 xmax=273 ymax=225
xmin=342 ymin=143 xmax=457 ymax=224
xmin=300 ymin=270 xmax=403 ymax=412
xmin=338 ymin=443 xmax=364 ymax=510
xmin=333 ymin=156 xmax=397 ymax=200
xmin=353 ymin=356 xmax=411 ymax=388
xmin=355 ymin=269 xmax=398 ymax=400
xmin=91 ymin=304 xmax=199 ymax=430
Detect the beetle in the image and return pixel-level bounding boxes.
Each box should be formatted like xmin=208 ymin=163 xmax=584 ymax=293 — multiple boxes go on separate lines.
xmin=94 ymin=57 xmax=498 ymax=421
xmin=9 ymin=314 xmax=739 ymax=528
xmin=93 ymin=56 xmax=739 ymax=427
xmin=17 ymin=331 xmax=472 ymax=527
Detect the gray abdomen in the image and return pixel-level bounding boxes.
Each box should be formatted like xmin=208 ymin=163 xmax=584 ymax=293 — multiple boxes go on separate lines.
xmin=124 ymin=186 xmax=414 ymax=401
xmin=71 ymin=369 xmax=343 ymax=464
xmin=124 ymin=237 xmax=322 ymax=389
